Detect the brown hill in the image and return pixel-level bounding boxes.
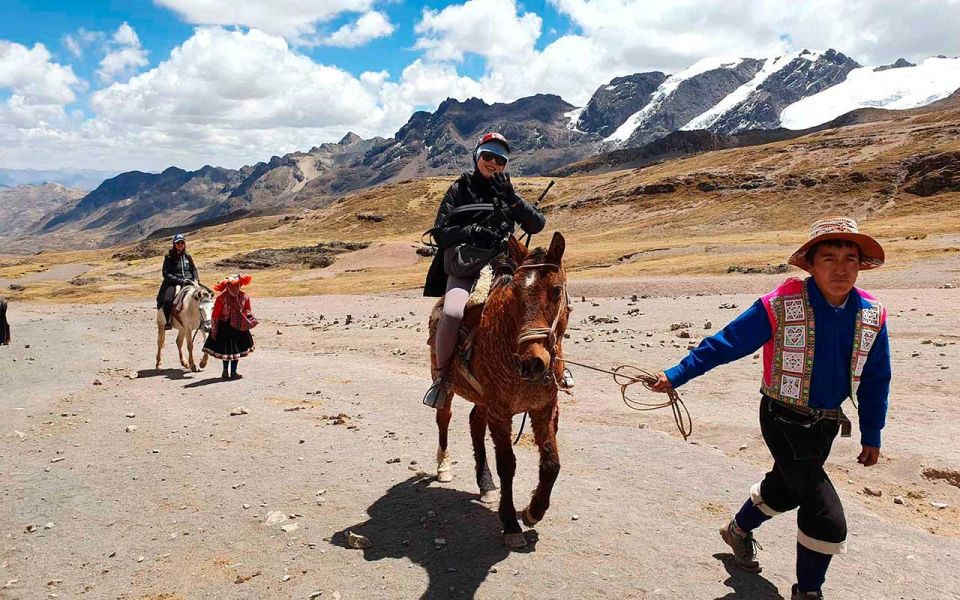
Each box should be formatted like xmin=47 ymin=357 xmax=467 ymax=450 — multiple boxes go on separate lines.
xmin=3 ymin=95 xmax=959 ymax=302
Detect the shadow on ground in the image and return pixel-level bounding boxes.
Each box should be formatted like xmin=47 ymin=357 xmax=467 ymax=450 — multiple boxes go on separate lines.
xmin=712 ymin=552 xmax=785 ymax=600
xmin=334 ymin=475 xmax=538 ymax=599
xmin=136 ymin=368 xmax=189 ymax=381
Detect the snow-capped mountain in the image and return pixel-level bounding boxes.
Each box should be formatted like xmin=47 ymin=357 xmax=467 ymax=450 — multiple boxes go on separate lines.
xmin=681 ymin=49 xmax=859 ymax=134
xmin=780 ymin=56 xmax=960 ymax=129
xmin=600 ymin=57 xmax=765 ymax=146
xmin=577 ymin=48 xmax=960 ymax=149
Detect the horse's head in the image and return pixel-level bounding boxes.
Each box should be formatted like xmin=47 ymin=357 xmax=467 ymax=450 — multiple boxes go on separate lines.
xmin=505 ymin=232 xmax=570 ymax=384
xmin=195 ymin=286 xmax=215 ymax=332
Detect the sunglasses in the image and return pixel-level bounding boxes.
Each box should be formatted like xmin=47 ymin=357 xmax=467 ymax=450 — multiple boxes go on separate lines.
xmin=479 ymin=151 xmax=507 ymax=166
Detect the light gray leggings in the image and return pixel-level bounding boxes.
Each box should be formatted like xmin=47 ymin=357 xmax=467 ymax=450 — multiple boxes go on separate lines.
xmin=434 ymin=275 xmax=474 ymax=374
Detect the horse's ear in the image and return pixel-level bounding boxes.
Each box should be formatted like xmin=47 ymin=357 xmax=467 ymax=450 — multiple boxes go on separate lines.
xmin=507 ymin=235 xmax=526 ymax=265
xmin=546 ymin=231 xmax=565 ymax=265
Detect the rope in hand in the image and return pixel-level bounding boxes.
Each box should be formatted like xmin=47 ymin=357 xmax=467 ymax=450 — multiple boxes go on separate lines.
xmin=562 ymin=358 xmax=693 ymax=440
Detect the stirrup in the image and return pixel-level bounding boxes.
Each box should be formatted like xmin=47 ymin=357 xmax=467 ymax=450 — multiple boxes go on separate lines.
xmin=423 ymin=377 xmax=449 ymax=409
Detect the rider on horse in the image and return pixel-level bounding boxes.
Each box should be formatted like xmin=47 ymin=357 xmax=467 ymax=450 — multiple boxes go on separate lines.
xmin=422 ymin=132 xmax=546 ymax=409
xmin=157 ymin=233 xmax=200 ymax=330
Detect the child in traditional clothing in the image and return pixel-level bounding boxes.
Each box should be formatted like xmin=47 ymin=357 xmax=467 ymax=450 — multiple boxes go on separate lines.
xmin=652 ymin=217 xmax=891 ymax=600
xmin=203 ymin=274 xmax=257 ymax=379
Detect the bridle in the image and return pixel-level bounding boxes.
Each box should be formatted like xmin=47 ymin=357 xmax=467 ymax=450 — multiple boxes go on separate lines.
xmin=513 ymin=262 xmax=568 ymax=386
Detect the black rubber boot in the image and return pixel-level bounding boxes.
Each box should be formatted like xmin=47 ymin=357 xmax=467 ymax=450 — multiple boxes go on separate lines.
xmin=163 ymin=302 xmax=174 ymax=330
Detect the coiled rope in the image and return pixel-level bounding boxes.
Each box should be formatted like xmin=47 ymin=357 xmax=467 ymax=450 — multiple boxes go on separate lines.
xmin=562 ymin=358 xmax=692 ymax=440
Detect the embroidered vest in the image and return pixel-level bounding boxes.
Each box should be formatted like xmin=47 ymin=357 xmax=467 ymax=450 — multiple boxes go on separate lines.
xmin=760 ymin=278 xmax=886 ymax=406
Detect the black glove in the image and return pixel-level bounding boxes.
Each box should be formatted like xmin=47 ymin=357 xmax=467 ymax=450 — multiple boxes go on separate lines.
xmin=467 ymin=224 xmax=501 ymax=247
xmin=490 ymin=172 xmax=518 ymax=206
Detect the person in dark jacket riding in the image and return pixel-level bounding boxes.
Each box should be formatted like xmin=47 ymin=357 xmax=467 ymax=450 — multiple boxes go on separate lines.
xmin=156 ymin=233 xmax=200 ymax=330
xmin=422 ymin=132 xmax=546 ymax=409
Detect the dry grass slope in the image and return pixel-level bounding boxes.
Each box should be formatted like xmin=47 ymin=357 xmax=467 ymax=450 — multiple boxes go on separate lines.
xmin=3 ymin=102 xmax=960 ymax=303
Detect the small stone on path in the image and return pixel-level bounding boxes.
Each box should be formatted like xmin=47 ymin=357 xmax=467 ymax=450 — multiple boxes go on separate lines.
xmin=230 ymin=407 xmax=249 ymax=416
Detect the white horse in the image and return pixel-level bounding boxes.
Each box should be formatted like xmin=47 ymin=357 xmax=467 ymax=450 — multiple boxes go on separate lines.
xmin=156 ymin=282 xmax=215 ymax=372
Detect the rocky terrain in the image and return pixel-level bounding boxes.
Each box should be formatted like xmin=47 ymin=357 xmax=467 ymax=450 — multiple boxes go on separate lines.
xmin=4 ymin=49 xmax=957 ymax=253
xmin=0 ymin=283 xmax=958 ymax=599
xmin=0 ymin=183 xmax=86 ymax=239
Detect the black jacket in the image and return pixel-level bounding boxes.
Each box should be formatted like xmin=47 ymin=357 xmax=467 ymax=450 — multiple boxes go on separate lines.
xmin=423 ymin=171 xmax=545 ymax=297
xmin=156 ymin=251 xmax=199 ymax=307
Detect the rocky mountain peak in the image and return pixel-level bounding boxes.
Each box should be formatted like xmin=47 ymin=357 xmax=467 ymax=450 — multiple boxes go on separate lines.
xmin=339 ymin=132 xmax=363 ymax=145
xmin=875 ymin=58 xmax=916 ymax=72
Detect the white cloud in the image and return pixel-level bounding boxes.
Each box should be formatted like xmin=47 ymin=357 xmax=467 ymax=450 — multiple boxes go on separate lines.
xmin=323 ymin=11 xmax=395 ymax=47
xmin=414 ymin=0 xmax=541 ymax=62
xmin=97 ymin=22 xmax=149 ymax=83
xmin=62 ymin=28 xmax=105 ymax=59
xmin=0 ymin=40 xmax=80 ymax=106
xmin=112 ymin=22 xmax=141 ymax=46
xmin=154 ymin=0 xmax=375 ymax=41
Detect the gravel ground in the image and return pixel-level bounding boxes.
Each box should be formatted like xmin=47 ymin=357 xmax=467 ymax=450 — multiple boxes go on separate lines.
xmin=1 ymin=281 xmax=959 ymax=599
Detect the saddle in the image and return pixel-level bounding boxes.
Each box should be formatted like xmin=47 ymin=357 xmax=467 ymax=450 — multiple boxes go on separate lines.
xmin=172 ymin=286 xmax=191 ymax=321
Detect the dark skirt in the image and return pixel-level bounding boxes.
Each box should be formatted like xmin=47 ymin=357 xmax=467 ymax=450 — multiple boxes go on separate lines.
xmin=203 ymin=321 xmax=254 ymax=360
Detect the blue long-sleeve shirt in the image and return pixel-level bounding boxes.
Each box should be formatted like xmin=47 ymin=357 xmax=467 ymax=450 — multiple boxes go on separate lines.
xmin=664 ymin=278 xmax=891 ymax=447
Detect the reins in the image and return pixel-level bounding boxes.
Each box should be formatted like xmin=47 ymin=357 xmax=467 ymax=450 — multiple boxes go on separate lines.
xmin=503 ymin=256 xmax=693 ymax=443
xmin=561 ymin=358 xmax=692 ymax=440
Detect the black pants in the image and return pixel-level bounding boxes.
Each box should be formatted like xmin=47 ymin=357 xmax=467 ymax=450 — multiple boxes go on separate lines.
xmin=755 ymin=395 xmax=847 ymax=555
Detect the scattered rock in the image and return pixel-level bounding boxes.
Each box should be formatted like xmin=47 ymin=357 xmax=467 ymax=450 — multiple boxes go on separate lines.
xmin=125 ymin=413 xmax=136 ymax=418
xmin=894 ymin=496 xmax=905 ymax=505
xmin=125 ymin=425 xmax=137 ymax=433
xmin=281 ymin=523 xmax=300 ymax=533
xmin=229 ymin=407 xmax=249 ymax=416
xmin=356 ymin=212 xmax=385 ymax=222
xmin=738 ymin=444 xmax=747 ymax=451
xmin=92 ymin=379 xmax=102 ymax=386
xmin=704 ymin=321 xmax=712 ymax=329
xmin=347 ymin=531 xmax=373 ymax=549
xmin=863 ymin=487 xmax=882 ymax=497
xmin=726 ymin=264 xmax=790 ymax=275
xmin=670 ymin=322 xmax=692 ymax=331
xmin=25 ymin=524 xmax=38 ymax=533
xmin=234 ymin=571 xmax=261 ymax=584
xmin=386 ymin=458 xmax=401 ymax=464
xmin=265 ymin=511 xmax=288 ymax=526
xmin=929 ymin=501 xmax=950 ymax=510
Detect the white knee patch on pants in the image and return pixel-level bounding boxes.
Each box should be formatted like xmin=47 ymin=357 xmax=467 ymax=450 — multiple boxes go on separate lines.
xmin=750 ymin=482 xmax=783 ymax=517
xmin=798 ymin=529 xmax=847 ymax=555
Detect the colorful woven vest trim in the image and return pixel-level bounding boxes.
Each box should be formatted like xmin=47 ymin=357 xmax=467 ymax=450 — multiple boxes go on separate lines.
xmin=759 ymin=277 xmax=886 ymax=407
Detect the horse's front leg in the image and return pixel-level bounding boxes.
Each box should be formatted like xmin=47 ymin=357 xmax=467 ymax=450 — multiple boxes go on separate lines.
xmin=186 ymin=330 xmax=198 ymax=372
xmin=470 ymin=405 xmax=498 ymax=504
xmin=156 ymin=318 xmax=165 ymax=369
xmin=176 ymin=330 xmax=188 ymax=369
xmin=489 ymin=418 xmax=524 ymax=548
xmin=522 ymin=403 xmax=561 ymax=527
xmin=436 ymin=396 xmax=454 ymax=483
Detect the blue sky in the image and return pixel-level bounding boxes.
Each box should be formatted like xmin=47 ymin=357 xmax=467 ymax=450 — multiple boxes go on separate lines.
xmin=1 ymin=0 xmax=957 ymax=172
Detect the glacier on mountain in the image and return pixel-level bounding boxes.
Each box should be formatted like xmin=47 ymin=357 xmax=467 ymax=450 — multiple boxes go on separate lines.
xmin=604 ymin=56 xmax=750 ymax=143
xmin=779 ymin=56 xmax=960 ymax=129
xmin=681 ymin=50 xmax=816 ymax=131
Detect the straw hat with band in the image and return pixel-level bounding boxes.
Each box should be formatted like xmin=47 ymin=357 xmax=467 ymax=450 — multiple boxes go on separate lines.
xmin=788 ymin=216 xmax=885 ymax=273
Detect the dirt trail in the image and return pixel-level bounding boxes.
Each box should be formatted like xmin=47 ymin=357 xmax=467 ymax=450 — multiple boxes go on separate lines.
xmin=1 ymin=288 xmax=959 ymax=599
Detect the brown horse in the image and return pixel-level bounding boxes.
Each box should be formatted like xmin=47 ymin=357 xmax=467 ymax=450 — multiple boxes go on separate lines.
xmin=429 ymin=232 xmax=570 ymax=549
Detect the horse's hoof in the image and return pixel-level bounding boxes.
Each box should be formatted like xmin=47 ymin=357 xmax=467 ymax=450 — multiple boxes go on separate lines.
xmin=191 ymin=366 xmax=199 ymax=373
xmin=520 ymin=506 xmax=541 ymax=527
xmin=479 ymin=490 xmax=499 ymax=505
xmin=503 ymin=532 xmax=527 ymax=549
xmin=437 ymin=469 xmax=453 ymax=483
